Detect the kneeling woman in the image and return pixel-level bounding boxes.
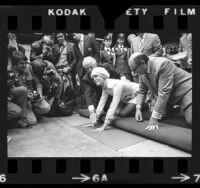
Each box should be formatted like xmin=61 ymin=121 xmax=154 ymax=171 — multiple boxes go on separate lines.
xmin=91 ymin=67 xmax=139 ymax=132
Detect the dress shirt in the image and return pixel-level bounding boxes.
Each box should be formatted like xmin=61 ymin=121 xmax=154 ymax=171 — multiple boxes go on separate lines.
xmin=78 ymin=34 xmax=84 ymax=55
xmin=58 ymin=40 xmax=68 ymax=65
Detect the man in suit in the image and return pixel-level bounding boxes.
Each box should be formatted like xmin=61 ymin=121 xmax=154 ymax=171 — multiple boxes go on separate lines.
xmin=72 ymin=33 xmax=100 ymax=108
xmin=128 ymin=53 xmax=192 ymax=130
xmin=129 ymin=33 xmax=163 ymax=57
xmin=72 ymin=33 xmax=100 ymax=79
xmin=54 ymin=33 xmax=77 ymax=86
xmin=129 ymin=33 xmax=163 ymax=105
xmin=179 ymin=33 xmax=192 ymax=72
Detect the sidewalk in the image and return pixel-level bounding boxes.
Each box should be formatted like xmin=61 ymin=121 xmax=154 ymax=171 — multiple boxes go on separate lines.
xmin=7 ymin=113 xmax=191 ymax=157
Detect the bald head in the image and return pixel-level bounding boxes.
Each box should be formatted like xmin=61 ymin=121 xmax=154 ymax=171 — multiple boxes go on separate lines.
xmin=128 ymin=53 xmax=149 ymax=71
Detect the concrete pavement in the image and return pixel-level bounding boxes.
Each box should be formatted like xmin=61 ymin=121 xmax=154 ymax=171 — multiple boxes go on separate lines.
xmin=8 ymin=113 xmax=191 ymax=157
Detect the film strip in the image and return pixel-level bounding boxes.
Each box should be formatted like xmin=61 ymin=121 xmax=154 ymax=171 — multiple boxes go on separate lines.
xmin=0 ymin=4 xmax=200 ymax=184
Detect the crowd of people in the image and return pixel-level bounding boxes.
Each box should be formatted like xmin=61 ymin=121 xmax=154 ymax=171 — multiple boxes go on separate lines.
xmin=7 ymin=32 xmax=192 ymax=133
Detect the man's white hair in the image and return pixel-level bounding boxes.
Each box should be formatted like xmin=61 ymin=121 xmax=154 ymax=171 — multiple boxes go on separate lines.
xmin=82 ymin=56 xmax=97 ymax=68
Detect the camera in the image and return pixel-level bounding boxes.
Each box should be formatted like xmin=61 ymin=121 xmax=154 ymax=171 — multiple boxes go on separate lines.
xmin=42 ymin=68 xmax=60 ymax=100
xmin=43 ymin=67 xmax=55 ymax=78
xmin=7 ymin=71 xmax=19 ymax=89
xmin=27 ymin=90 xmax=42 ymax=102
xmin=56 ymin=64 xmax=71 ymax=76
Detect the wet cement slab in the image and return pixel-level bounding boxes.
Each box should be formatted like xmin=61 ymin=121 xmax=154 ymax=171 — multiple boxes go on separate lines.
xmin=8 ymin=117 xmax=122 ymax=157
xmin=8 ymin=114 xmax=191 ymax=157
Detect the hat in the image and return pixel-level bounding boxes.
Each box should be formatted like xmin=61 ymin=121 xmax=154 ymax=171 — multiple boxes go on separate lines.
xmin=104 ymin=35 xmax=112 ymax=41
xmin=117 ymin=33 xmax=125 ymax=40
xmin=91 ymin=67 xmax=110 ymax=79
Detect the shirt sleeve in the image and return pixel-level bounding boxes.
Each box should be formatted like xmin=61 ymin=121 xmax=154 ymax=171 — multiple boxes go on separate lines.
xmin=152 ymin=60 xmax=174 ymax=116
xmin=104 ymin=82 xmax=123 ymax=125
xmin=95 ymin=89 xmax=109 ymax=115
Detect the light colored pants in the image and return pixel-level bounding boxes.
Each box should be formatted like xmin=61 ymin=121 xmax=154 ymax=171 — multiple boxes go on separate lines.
xmin=180 ymin=89 xmax=192 ymax=127
xmin=25 ymin=98 xmax=50 ymax=125
xmin=7 ymin=101 xmax=21 ymax=120
xmin=8 ymin=86 xmax=28 ymax=119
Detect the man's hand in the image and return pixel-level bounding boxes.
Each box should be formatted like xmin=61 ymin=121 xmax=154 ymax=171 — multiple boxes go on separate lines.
xmin=135 ymin=108 xmax=143 ymax=122
xmin=145 ymin=117 xmax=159 ymax=131
xmin=62 ymin=67 xmax=71 ymax=75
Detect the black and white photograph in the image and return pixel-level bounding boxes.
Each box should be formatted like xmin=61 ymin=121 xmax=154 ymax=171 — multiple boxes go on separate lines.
xmin=7 ymin=31 xmax=192 ymax=157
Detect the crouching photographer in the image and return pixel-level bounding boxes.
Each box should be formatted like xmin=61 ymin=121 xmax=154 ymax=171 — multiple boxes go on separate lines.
xmin=54 ymin=63 xmax=75 ymax=116
xmin=11 ymin=51 xmax=51 ymax=125
xmin=7 ymin=71 xmax=32 ymax=128
xmin=30 ymin=35 xmax=60 ymax=65
xmin=31 ymin=58 xmax=67 ymax=116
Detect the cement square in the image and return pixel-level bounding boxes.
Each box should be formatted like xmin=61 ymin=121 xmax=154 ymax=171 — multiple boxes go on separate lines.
xmin=75 ymin=125 xmax=147 ymax=150
xmin=8 ymin=118 xmax=122 ymax=157
xmin=57 ymin=114 xmax=91 ymax=127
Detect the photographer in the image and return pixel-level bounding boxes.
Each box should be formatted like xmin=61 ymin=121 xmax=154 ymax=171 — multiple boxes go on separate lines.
xmin=7 ymin=33 xmax=33 ymax=128
xmin=30 ymin=35 xmax=60 ymax=65
xmin=11 ymin=50 xmax=50 ymax=125
xmin=48 ymin=33 xmax=77 ymax=116
xmin=31 ymin=58 xmax=63 ymax=116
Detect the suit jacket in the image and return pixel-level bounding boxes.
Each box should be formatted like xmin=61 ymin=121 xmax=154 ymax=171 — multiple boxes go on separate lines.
xmin=137 ymin=57 xmax=192 ymax=115
xmin=130 ymin=33 xmax=163 ymax=57
xmin=82 ymin=63 xmax=121 ymax=107
xmin=54 ymin=42 xmax=77 ymax=71
xmin=114 ymin=45 xmax=131 ymax=76
xmin=179 ymin=33 xmax=192 ymax=68
xmin=74 ymin=35 xmax=100 ymax=79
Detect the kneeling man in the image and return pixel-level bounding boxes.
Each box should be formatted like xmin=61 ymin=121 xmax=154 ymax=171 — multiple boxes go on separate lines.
xmin=128 ymin=53 xmax=192 ymax=130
